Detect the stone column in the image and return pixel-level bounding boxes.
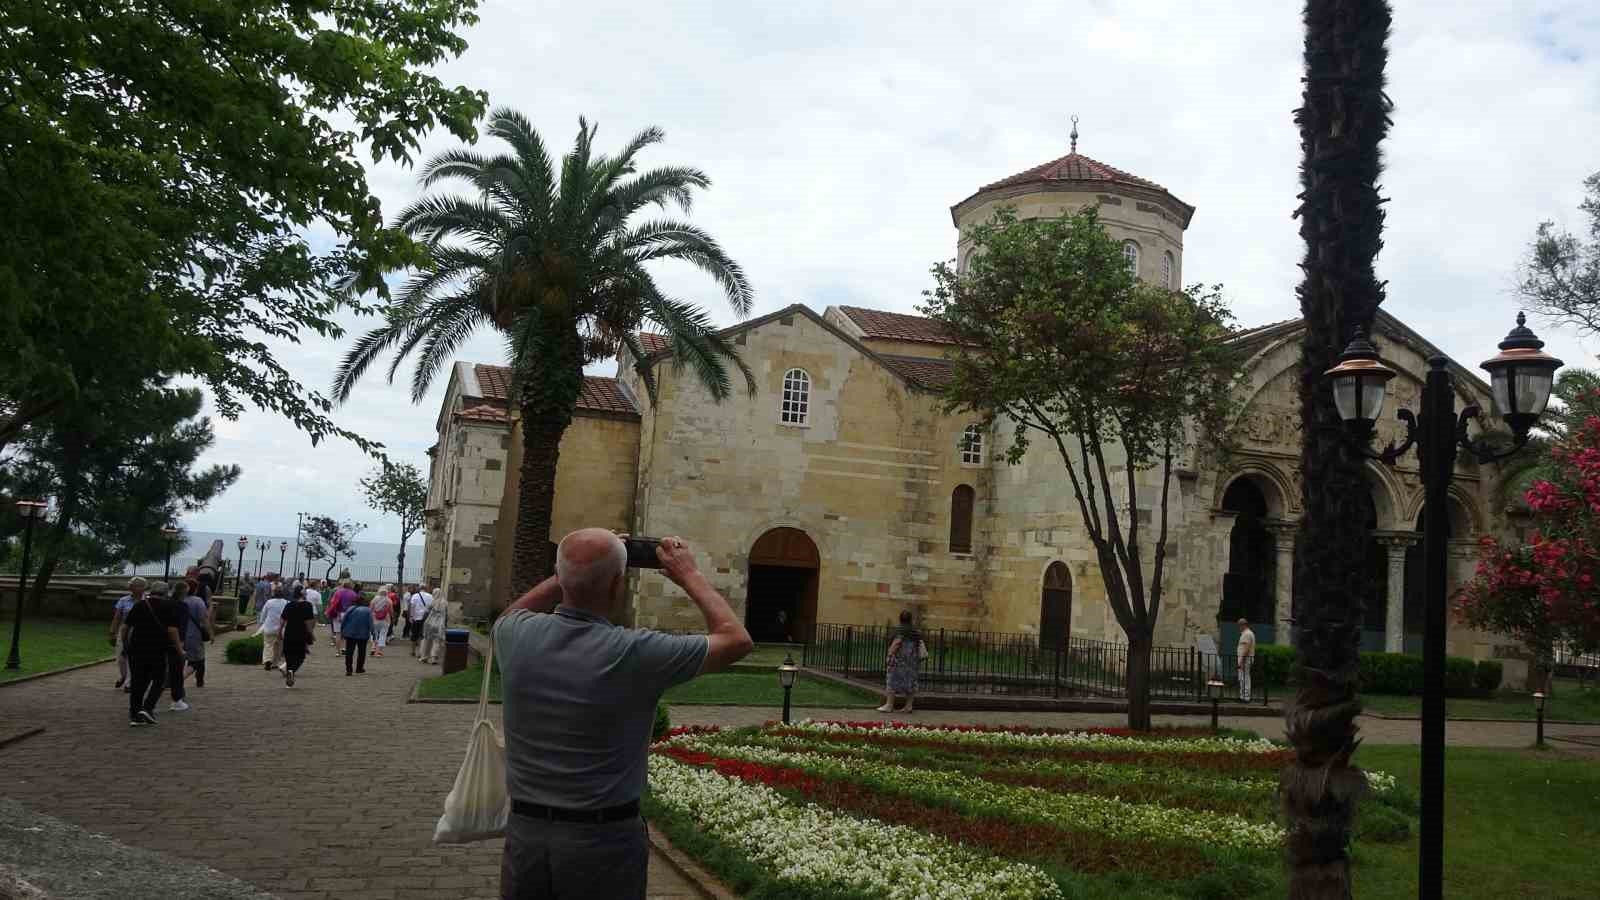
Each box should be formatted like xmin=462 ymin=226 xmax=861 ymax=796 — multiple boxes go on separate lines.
xmin=1268 ymin=523 xmax=1297 ymax=646
xmin=1377 ymin=536 xmax=1416 ymax=654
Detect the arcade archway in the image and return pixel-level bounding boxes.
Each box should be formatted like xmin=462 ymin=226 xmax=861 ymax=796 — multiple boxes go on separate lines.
xmin=1040 ymin=562 xmax=1072 ymax=649
xmin=746 ymin=527 xmax=819 ymax=643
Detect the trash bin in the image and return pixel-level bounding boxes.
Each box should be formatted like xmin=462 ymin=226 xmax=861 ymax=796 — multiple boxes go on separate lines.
xmin=443 ymin=628 xmax=471 ymax=675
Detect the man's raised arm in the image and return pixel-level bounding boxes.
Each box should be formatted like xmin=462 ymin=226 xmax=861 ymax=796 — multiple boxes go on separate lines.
xmin=656 ymin=536 xmax=753 ymax=673
xmin=507 ymin=576 xmax=563 ymax=615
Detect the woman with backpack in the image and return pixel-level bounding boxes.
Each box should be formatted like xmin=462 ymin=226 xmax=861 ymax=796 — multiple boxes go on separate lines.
xmin=370 ymin=583 xmax=394 ymax=657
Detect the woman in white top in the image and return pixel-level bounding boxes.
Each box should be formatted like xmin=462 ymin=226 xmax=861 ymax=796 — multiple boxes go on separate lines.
xmin=418 ymin=594 xmax=448 ymax=665
xmin=370 ymin=583 xmax=394 ymax=657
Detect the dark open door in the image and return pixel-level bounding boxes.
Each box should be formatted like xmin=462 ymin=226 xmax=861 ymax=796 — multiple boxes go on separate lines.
xmin=1040 ymin=562 xmax=1072 ymax=649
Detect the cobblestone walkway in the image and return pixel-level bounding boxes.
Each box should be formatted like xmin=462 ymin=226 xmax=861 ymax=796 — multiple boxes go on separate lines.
xmin=0 ymin=632 xmax=700 ymax=900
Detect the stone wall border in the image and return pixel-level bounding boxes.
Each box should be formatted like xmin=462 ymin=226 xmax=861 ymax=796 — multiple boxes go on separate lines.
xmin=0 ymin=656 xmax=114 ymax=690
xmin=644 ymin=822 xmax=736 ymax=900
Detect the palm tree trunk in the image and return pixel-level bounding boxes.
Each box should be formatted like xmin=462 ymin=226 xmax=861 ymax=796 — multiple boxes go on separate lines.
xmin=509 ymin=332 xmax=584 ymax=600
xmin=1283 ymin=2 xmax=1393 ymax=897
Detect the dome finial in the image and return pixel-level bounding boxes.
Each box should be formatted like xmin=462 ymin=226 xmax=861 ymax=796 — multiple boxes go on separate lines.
xmin=1070 ymin=115 xmax=1079 ymax=153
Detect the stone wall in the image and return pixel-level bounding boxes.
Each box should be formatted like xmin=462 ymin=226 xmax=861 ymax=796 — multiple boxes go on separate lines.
xmin=436 ymin=420 xmax=511 ymax=619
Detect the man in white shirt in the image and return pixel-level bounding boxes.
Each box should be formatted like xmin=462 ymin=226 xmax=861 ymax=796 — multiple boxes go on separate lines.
xmin=408 ymin=587 xmax=432 ymax=656
xmin=303 ymin=582 xmax=322 ymax=618
xmin=1236 ymin=618 xmax=1257 ymax=703
xmin=255 ymin=586 xmax=290 ymax=671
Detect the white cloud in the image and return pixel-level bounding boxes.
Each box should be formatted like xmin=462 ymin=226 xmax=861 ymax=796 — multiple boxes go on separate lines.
xmin=186 ymin=0 xmax=1600 ymax=534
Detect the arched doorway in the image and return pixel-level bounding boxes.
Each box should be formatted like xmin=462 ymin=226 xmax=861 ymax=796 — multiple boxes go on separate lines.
xmin=746 ymin=527 xmax=819 ymax=644
xmin=1040 ymin=562 xmax=1072 ymax=649
xmin=1402 ymin=502 xmax=1462 ymax=655
xmin=1220 ymin=478 xmax=1276 ymax=643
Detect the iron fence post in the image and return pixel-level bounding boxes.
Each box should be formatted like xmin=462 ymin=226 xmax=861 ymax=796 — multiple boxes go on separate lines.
xmin=843 ymin=626 xmax=853 ymax=679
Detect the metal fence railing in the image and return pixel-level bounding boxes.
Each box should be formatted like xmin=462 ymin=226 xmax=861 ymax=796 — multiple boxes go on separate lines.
xmin=804 ymin=623 xmax=1268 ymax=705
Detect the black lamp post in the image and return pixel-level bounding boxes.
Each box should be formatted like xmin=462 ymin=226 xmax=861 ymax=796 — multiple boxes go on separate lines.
xmin=1205 ymin=677 xmax=1224 ymax=733
xmin=1327 ymin=313 xmax=1561 ymax=900
xmin=278 ymin=541 xmax=288 ymax=576
xmin=161 ymin=525 xmax=180 ymax=581
xmin=777 ymin=653 xmax=799 ymax=725
xmin=5 ymin=500 xmax=49 ymax=671
xmin=1533 ymin=691 xmax=1547 ymax=747
xmin=256 ymin=539 xmax=268 ymax=578
xmin=236 ymin=536 xmax=248 ymax=593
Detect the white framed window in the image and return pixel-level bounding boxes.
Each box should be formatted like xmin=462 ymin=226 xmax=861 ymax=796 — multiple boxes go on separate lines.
xmin=781 ymin=368 xmax=810 ymax=425
xmin=1122 ymin=241 xmax=1140 ymax=278
xmin=1162 ymin=251 xmax=1175 ymax=289
xmin=960 ymin=423 xmax=984 ymax=465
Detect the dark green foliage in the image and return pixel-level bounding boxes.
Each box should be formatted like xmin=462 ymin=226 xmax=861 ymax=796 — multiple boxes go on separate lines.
xmin=1444 ymin=657 xmax=1477 ymax=699
xmin=1255 ymin=645 xmax=1297 ymax=687
xmin=1521 ymin=172 xmax=1600 ymax=336
xmin=1355 ymin=651 xmax=1480 ymax=697
xmin=335 ymin=109 xmax=754 ymax=593
xmin=301 ymin=516 xmax=365 ymax=580
xmin=360 ymin=463 xmax=428 ymax=581
xmin=653 ymin=703 xmax=671 ymax=742
xmin=1473 ymin=660 xmax=1503 ymax=696
xmin=225 ymin=634 xmax=264 ymax=665
xmin=0 ymin=2 xmax=486 ymax=452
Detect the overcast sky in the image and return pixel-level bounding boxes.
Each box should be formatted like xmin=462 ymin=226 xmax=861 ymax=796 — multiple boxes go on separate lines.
xmin=188 ymin=0 xmax=1600 ymax=539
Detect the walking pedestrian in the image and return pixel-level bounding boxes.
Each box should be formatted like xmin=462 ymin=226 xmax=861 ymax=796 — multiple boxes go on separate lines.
xmin=417 ymin=590 xmax=447 ymax=665
xmin=255 ymin=584 xmax=288 ymax=672
xmin=878 ymin=609 xmax=924 ymax=714
xmin=236 ymin=573 xmax=251 ymax=617
xmin=180 ymin=579 xmax=213 ymax=693
xmin=109 ymin=582 xmax=137 ymax=690
xmin=279 ymin=585 xmax=316 ymax=688
xmin=406 ymin=584 xmax=430 ymax=651
xmin=369 ymin=584 xmax=394 ymax=657
xmin=121 ymin=579 xmax=185 ymax=727
xmin=303 ymin=579 xmax=322 ymax=619
xmin=341 ymin=595 xmax=374 ymax=676
xmin=327 ymin=579 xmax=358 ymax=653
xmin=251 ymin=573 xmax=271 ymax=616
xmin=166 ymin=581 xmax=195 ymax=712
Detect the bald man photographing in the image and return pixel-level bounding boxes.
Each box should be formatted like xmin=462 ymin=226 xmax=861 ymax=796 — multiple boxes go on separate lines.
xmin=492 ymin=528 xmax=752 ymax=899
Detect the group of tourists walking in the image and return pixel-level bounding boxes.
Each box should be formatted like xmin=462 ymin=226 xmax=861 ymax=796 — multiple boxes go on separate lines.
xmin=109 ymin=571 xmax=445 ymax=725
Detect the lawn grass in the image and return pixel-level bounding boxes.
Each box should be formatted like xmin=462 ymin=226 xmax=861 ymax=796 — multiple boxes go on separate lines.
xmin=416 ymin=659 xmax=880 ymax=707
xmin=0 ymin=617 xmax=114 ymax=683
xmin=1359 ymin=678 xmax=1600 ymax=722
xmin=1350 ymin=744 xmax=1600 ymax=899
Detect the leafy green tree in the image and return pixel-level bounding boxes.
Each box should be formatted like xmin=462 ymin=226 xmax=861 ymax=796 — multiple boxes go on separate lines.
xmin=301 ymin=515 xmax=365 ymax=581
xmin=0 ymin=1 xmax=487 ymax=453
xmin=921 ymin=206 xmax=1242 ymax=731
xmin=1522 ymin=172 xmax=1600 ymax=334
xmin=0 ymin=382 xmax=239 ymax=600
xmin=1284 ymin=1 xmax=1394 ymax=895
xmin=360 ymin=462 xmax=428 ymax=583
xmin=335 ymin=110 xmax=754 ymax=595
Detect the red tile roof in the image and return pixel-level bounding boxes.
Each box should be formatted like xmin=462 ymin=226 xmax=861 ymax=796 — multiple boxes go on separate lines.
xmin=879 ymin=354 xmax=957 ymax=390
xmin=636 ymin=333 xmax=671 ymax=355
xmin=575 ymin=376 xmax=639 ymax=417
xmin=978 ymin=151 xmax=1169 ymax=194
xmin=465 ymin=364 xmax=637 ymax=418
xmin=473 ymin=364 xmax=512 ymax=401
xmin=836 ymin=306 xmax=954 ymax=346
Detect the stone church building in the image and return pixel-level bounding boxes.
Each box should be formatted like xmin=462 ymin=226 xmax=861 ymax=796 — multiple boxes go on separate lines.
xmin=419 ymin=142 xmax=1519 ymax=672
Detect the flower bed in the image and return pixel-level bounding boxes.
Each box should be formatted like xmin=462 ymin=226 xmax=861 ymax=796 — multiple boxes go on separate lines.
xmin=646 ymin=720 xmax=1416 ymax=899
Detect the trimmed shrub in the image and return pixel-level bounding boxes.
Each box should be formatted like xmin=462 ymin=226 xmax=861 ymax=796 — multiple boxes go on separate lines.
xmin=652 ymin=702 xmax=671 ymax=741
xmin=1358 ymin=651 xmax=1425 ymax=695
xmin=1444 ymin=656 xmax=1476 ymax=698
xmin=225 ymin=633 xmax=263 ymax=665
xmin=1473 ymin=660 xmax=1504 ymax=697
xmin=1255 ymin=644 xmax=1296 ymax=686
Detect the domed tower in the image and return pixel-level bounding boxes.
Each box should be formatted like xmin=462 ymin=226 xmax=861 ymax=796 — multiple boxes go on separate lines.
xmin=950 ymin=119 xmax=1195 ymax=289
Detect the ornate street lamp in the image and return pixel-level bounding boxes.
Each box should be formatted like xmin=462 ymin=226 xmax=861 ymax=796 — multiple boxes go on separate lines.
xmin=236 ymin=536 xmax=248 ymax=593
xmin=1533 ymin=691 xmax=1547 ymax=748
xmin=161 ymin=525 xmax=180 ymax=581
xmin=256 ymin=539 xmax=268 ymax=579
xmin=1205 ymin=677 xmax=1224 ymax=733
xmin=777 ymin=653 xmax=800 ymax=725
xmin=5 ymin=500 xmax=49 ymax=671
xmin=278 ymin=541 xmax=288 ymax=576
xmin=1328 ymin=313 xmax=1561 ymax=900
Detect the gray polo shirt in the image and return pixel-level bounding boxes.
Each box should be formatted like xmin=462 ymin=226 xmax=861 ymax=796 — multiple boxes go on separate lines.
xmin=493 ymin=606 xmax=708 ymax=809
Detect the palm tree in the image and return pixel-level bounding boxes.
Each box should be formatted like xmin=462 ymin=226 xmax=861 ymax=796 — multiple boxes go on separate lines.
xmin=334 ymin=109 xmax=753 ymax=595
xmin=1283 ymin=1 xmax=1393 ymax=897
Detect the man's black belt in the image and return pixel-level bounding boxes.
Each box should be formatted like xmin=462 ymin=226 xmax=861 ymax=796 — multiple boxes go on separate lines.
xmin=511 ymin=798 xmax=639 ymax=824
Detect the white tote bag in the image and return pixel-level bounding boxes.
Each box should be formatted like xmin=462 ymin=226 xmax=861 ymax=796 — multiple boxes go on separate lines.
xmin=433 ymin=639 xmax=510 ymax=843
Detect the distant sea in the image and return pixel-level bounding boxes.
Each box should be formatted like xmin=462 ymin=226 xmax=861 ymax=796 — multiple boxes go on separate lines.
xmin=128 ymin=530 xmax=427 ymax=584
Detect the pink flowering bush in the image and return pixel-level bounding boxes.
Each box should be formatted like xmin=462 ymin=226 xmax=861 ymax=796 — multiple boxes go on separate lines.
xmin=1457 ymin=415 xmax=1600 ymax=671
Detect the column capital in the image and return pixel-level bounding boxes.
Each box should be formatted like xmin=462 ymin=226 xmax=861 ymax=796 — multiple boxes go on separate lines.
xmin=1265 ymin=519 xmax=1299 ymax=549
xmin=1372 ymin=530 xmax=1419 ymax=548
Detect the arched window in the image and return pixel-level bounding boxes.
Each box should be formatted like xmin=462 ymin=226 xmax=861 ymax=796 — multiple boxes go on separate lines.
xmin=959 ymin=423 xmax=984 ymax=465
xmin=1122 ymin=240 xmax=1140 ymax=278
xmin=949 ymin=484 xmax=975 ymax=554
xmin=1162 ymin=251 xmax=1175 ymax=289
xmin=781 ymin=368 xmax=810 ymax=425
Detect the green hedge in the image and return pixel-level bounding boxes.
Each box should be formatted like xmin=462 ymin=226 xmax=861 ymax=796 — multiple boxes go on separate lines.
xmin=225 ymin=633 xmax=263 ymax=665
xmin=652 ymin=702 xmax=670 ymax=741
xmin=1258 ymin=646 xmax=1496 ymax=698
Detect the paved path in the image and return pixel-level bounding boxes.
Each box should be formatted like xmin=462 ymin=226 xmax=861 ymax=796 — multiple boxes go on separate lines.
xmin=0 ymin=632 xmax=699 ymax=900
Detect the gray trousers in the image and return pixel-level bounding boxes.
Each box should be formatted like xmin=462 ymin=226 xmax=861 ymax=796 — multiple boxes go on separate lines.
xmin=500 ymin=813 xmax=647 ymax=900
